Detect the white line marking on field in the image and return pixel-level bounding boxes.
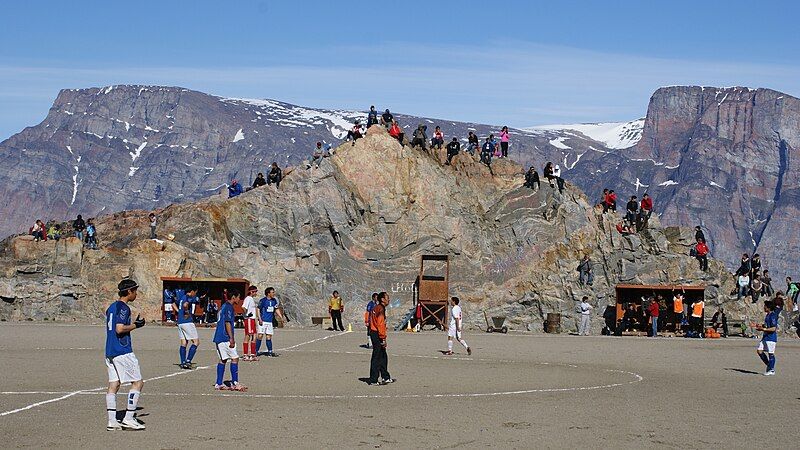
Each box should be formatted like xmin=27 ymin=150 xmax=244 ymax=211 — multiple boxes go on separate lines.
xmin=0 ymin=331 xmax=349 ymax=417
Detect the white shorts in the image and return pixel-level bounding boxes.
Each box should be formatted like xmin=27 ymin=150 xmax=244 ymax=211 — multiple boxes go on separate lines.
xmin=448 ymin=326 xmax=461 ymax=339
xmin=178 ymin=322 xmax=198 ymax=341
xmin=106 ymin=353 xmax=142 ymax=383
xmin=163 ymin=303 xmax=173 ymax=312
xmin=216 ymin=341 xmax=239 ymax=361
xmin=758 ymin=340 xmax=776 ymax=353
xmin=258 ymin=321 xmax=274 ymax=335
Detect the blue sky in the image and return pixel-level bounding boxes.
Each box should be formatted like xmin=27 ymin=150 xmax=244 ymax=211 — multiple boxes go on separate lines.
xmin=1 ymin=0 xmax=799 ymax=139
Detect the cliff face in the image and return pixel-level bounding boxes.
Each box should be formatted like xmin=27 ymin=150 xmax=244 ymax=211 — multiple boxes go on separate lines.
xmin=1 ymin=128 xmax=753 ymax=331
xmin=629 ymin=87 xmax=800 ymax=279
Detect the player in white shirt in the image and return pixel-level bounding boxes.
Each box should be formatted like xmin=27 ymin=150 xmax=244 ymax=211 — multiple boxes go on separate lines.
xmin=446 ymin=297 xmax=471 ymax=355
xmin=241 ymin=286 xmax=259 ymax=361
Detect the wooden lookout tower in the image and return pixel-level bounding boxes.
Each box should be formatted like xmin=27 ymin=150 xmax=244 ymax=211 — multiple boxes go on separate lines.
xmin=414 ymin=254 xmax=450 ymax=330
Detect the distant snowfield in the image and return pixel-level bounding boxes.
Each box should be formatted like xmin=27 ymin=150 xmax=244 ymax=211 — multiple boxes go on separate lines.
xmin=525 ymin=119 xmax=644 ymax=149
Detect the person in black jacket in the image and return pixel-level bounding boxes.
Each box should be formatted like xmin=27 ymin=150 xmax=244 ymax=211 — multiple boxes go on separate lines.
xmin=73 ymin=214 xmax=86 ymax=242
xmin=252 ymin=173 xmax=266 ymax=189
xmin=267 ymin=163 xmax=282 ymax=188
xmin=466 ymin=131 xmax=479 ymax=155
xmin=366 ymin=106 xmax=378 ymax=128
xmin=524 ymin=167 xmax=540 ymax=190
xmin=625 ymin=196 xmax=639 ymax=225
xmin=694 ymin=225 xmax=705 ymax=243
xmin=380 ymin=109 xmax=394 ymax=129
xmin=711 ymin=307 xmax=728 ymax=337
xmin=445 ymin=138 xmax=460 ymax=165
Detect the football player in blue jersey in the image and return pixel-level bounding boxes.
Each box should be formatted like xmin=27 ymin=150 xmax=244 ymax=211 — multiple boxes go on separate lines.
xmin=105 ymin=278 xmax=146 ymax=431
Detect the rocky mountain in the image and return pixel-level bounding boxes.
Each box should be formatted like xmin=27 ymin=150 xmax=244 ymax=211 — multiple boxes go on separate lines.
xmin=1 ymin=128 xmax=757 ymax=332
xmin=1 ymin=84 xmax=798 ymax=280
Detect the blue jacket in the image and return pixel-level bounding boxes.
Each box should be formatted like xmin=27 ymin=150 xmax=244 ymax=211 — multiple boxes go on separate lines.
xmin=228 ymin=182 xmax=243 ymax=198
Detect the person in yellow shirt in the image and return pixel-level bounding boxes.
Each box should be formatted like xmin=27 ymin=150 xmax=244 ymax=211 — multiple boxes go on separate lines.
xmin=328 ymin=290 xmax=345 ymax=331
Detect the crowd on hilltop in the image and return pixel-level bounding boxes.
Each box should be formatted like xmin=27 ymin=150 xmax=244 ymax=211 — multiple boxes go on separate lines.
xmin=28 ymin=214 xmax=99 ymax=249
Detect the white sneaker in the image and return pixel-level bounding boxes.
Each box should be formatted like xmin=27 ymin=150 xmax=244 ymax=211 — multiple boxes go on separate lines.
xmin=764 ymin=370 xmax=776 ymax=376
xmin=106 ymin=420 xmax=122 ymax=431
xmin=121 ymin=418 xmax=145 ymax=430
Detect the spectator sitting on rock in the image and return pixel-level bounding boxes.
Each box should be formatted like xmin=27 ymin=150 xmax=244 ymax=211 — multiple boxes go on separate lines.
xmin=480 ymin=137 xmax=494 ymax=166
xmin=411 ymin=124 xmax=427 ymax=149
xmin=431 ymin=126 xmax=444 ymax=150
xmin=695 ymin=225 xmax=705 ymax=243
xmin=308 ymin=143 xmax=324 ymax=169
xmin=73 ymin=214 xmax=86 ymax=242
xmin=577 ymin=255 xmax=593 ymax=286
xmin=86 ymin=218 xmax=98 ymax=250
xmin=737 ymin=272 xmax=750 ymax=300
xmin=524 ymin=166 xmax=540 ymax=190
xmin=380 ymin=109 xmax=394 ymax=129
xmin=346 ymin=120 xmax=363 ymax=145
xmin=466 ymin=131 xmax=479 ymax=155
xmin=712 ymin=307 xmax=728 ymax=337
xmin=252 ymin=172 xmax=267 ymax=188
xmin=445 ymin=137 xmax=460 ymax=165
xmin=606 ymin=190 xmax=617 ymax=212
xmin=48 ymin=223 xmax=61 ymax=241
xmin=751 ymin=274 xmax=763 ymax=304
xmin=30 ymin=219 xmax=46 ymax=242
xmin=625 ymin=196 xmax=639 ymax=224
xmin=761 ymin=270 xmax=773 ymax=296
xmin=267 ymin=163 xmax=283 ymax=188
xmin=638 ymin=193 xmax=653 ymax=229
xmin=695 ymin=238 xmax=709 ymax=271
xmin=228 ymin=179 xmax=243 ymax=198
xmin=616 ymin=220 xmax=634 ymax=235
xmin=543 ymin=162 xmax=554 ymax=185
xmin=388 ymin=120 xmax=405 ymax=146
xmin=367 ymin=105 xmax=379 ymax=128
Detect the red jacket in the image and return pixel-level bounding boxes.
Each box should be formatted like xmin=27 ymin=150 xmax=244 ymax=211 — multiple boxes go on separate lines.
xmin=640 ymin=197 xmax=653 ymax=211
xmin=648 ymin=301 xmax=659 ymax=317
xmin=605 ymin=192 xmax=617 ymax=205
xmin=696 ymin=242 xmax=709 ymax=256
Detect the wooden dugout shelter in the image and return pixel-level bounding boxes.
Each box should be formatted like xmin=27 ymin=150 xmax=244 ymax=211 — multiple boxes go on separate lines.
xmin=160 ymin=276 xmax=250 ymax=322
xmin=615 ymin=283 xmax=705 ymax=327
xmin=414 ymin=255 xmax=450 ymax=330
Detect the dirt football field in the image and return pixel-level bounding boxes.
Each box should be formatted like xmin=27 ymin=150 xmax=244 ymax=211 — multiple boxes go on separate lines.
xmin=0 ymin=322 xmax=798 ymax=448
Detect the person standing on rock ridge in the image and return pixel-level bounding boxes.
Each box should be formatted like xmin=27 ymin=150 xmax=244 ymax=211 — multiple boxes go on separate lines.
xmin=625 ymin=196 xmax=639 ymax=225
xmin=578 ymin=296 xmax=593 ymax=336
xmin=499 ymin=126 xmax=510 ymax=158
xmin=104 ymin=278 xmax=146 ymax=431
xmin=736 ymin=253 xmax=751 ymax=278
xmin=329 ymin=290 xmax=345 ymax=332
xmin=267 ymin=163 xmax=282 ymax=188
xmin=695 ymin=238 xmax=709 ymax=272
xmin=148 ymin=213 xmax=157 ymax=240
xmin=86 ymin=219 xmax=98 ymax=250
xmin=367 ymin=106 xmax=379 ymax=128
xmin=577 ymin=255 xmax=593 ymax=286
xmin=445 ymin=137 xmax=460 ymax=165
xmin=367 ymin=292 xmax=394 ymax=385
xmin=694 ymin=226 xmax=705 ymax=243
xmin=73 ymin=214 xmax=86 ymax=243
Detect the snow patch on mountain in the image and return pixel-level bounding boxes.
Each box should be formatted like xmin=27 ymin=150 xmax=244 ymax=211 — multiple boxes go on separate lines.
xmin=526 ymin=119 xmax=644 ymax=149
xmin=232 ymin=128 xmax=245 ymax=143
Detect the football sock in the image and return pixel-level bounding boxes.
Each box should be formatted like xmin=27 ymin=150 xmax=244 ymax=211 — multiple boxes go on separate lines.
xmin=106 ymin=393 xmax=117 ymax=422
xmin=242 ymin=342 xmax=249 ymax=356
xmin=266 ymin=339 xmax=273 ymax=352
xmin=448 ymin=340 xmax=453 ymax=352
xmin=231 ymin=363 xmax=239 ymax=383
xmin=768 ymin=354 xmax=776 ymax=371
xmin=759 ymin=352 xmax=770 ymax=366
xmin=216 ymin=363 xmax=225 ymax=385
xmin=250 ymin=342 xmax=256 ymax=356
xmin=179 ymin=345 xmax=187 ymax=364
xmin=460 ymin=339 xmax=469 ymax=349
xmin=255 ymin=339 xmax=262 ymax=354
xmin=124 ymin=390 xmax=140 ymax=420
xmin=187 ymin=344 xmax=197 ymax=363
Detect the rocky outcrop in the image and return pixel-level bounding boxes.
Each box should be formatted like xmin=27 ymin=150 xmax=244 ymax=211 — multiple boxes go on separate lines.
xmin=1 ymin=127 xmax=758 ymax=333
